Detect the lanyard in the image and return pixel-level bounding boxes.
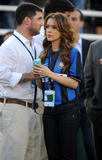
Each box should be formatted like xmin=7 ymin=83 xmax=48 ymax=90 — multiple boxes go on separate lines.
xmin=13 ymin=34 xmax=37 ymax=60
xmin=13 ymin=34 xmax=38 ymax=112
xmin=48 ymin=50 xmax=59 ymax=71
xmin=47 ymin=50 xmax=59 ymax=89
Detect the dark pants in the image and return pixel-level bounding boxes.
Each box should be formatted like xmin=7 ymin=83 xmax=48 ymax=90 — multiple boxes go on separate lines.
xmin=93 ymin=115 xmax=102 ymax=160
xmin=43 ymin=102 xmax=80 ymax=160
xmin=77 ymin=127 xmax=87 ymax=160
xmin=79 ymin=99 xmax=96 ymax=160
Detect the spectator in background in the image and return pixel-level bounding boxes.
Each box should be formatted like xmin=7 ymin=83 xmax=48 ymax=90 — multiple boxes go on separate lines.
xmin=69 ymin=0 xmax=86 ymax=33
xmin=69 ymin=8 xmax=96 ymax=160
xmin=44 ymin=0 xmax=75 ymax=18
xmin=0 ymin=31 xmax=13 ymax=45
xmin=94 ymin=18 xmax=102 ymax=34
xmin=84 ymin=39 xmax=102 ymax=160
xmin=3 ymin=31 xmax=13 ymax=42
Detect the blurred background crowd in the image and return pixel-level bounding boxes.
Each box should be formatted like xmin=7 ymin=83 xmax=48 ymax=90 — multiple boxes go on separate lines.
xmin=0 ymin=0 xmax=102 ymax=44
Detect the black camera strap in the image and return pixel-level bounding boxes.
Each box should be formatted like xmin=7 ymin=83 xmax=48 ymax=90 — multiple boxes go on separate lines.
xmin=13 ymin=34 xmax=38 ymax=112
xmin=13 ymin=34 xmax=35 ymax=60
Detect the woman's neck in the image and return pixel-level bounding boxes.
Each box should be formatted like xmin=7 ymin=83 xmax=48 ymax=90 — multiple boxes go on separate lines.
xmin=52 ymin=39 xmax=60 ymax=52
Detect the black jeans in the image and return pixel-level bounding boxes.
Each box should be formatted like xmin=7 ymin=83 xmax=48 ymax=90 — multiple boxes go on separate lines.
xmin=43 ymin=101 xmax=80 ymax=160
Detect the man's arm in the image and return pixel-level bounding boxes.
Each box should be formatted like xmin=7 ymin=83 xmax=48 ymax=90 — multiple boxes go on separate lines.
xmin=19 ymin=72 xmax=39 ymax=83
xmin=0 ymin=47 xmax=39 ymax=88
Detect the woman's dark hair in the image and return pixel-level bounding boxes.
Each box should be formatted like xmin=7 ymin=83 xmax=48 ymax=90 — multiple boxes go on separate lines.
xmin=40 ymin=12 xmax=76 ymax=73
xmin=15 ymin=2 xmax=42 ymax=25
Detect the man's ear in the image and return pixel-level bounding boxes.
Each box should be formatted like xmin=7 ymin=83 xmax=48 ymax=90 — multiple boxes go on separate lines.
xmin=24 ymin=17 xmax=31 ymax=25
xmin=80 ymin=21 xmax=84 ymax=28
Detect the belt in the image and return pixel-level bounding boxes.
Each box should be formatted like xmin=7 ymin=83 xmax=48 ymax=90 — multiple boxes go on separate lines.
xmin=0 ymin=98 xmax=33 ymax=109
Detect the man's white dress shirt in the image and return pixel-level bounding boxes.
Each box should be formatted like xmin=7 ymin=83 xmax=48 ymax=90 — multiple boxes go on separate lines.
xmin=75 ymin=36 xmax=82 ymax=63
xmin=0 ymin=30 xmax=42 ymax=101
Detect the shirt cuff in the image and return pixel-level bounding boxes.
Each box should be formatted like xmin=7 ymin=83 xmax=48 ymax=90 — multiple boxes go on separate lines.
xmin=10 ymin=72 xmax=22 ymax=88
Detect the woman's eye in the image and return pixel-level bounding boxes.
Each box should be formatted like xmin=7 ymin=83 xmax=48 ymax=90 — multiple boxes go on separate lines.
xmin=46 ymin=25 xmax=57 ymax=29
xmin=52 ymin=26 xmax=57 ymax=29
xmin=46 ymin=25 xmax=49 ymax=29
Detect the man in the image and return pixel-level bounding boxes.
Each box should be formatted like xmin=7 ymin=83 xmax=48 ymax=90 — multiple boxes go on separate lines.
xmin=69 ymin=9 xmax=96 ymax=160
xmin=0 ymin=2 xmax=43 ymax=160
xmin=3 ymin=31 xmax=13 ymax=42
xmin=68 ymin=9 xmax=91 ymax=66
xmin=84 ymin=40 xmax=102 ymax=160
xmin=44 ymin=0 xmax=75 ymax=18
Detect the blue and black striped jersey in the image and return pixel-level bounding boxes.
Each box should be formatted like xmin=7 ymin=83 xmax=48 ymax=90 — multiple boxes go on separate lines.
xmin=43 ymin=47 xmax=82 ymax=106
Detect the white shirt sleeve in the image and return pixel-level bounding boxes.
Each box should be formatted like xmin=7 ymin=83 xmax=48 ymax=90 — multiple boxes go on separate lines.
xmin=0 ymin=46 xmax=22 ymax=88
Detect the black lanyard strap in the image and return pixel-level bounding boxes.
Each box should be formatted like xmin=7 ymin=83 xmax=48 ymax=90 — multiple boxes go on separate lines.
xmin=13 ymin=34 xmax=37 ymax=60
xmin=13 ymin=34 xmax=38 ymax=112
xmin=48 ymin=50 xmax=59 ymax=71
xmin=48 ymin=51 xmax=59 ymax=89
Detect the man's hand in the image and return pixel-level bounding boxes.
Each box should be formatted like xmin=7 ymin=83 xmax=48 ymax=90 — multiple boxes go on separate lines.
xmin=19 ymin=72 xmax=40 ymax=83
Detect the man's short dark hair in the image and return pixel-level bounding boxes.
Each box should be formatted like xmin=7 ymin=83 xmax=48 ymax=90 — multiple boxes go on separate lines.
xmin=15 ymin=2 xmax=42 ymax=25
xmin=44 ymin=0 xmax=75 ymax=18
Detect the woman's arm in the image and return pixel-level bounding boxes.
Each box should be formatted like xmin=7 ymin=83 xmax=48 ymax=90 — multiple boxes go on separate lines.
xmin=32 ymin=65 xmax=78 ymax=89
xmin=48 ymin=71 xmax=78 ymax=89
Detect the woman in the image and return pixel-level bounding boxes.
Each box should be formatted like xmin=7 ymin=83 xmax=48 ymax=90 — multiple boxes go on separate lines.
xmin=33 ymin=12 xmax=81 ymax=160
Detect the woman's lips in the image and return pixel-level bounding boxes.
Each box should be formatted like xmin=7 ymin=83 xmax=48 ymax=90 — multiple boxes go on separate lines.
xmin=47 ymin=35 xmax=52 ymax=38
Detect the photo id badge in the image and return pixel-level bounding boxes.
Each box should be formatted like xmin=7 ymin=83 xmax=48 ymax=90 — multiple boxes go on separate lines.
xmin=44 ymin=90 xmax=55 ymax=107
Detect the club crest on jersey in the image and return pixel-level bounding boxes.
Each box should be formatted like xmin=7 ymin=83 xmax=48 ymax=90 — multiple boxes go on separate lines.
xmin=58 ymin=61 xmax=64 ymax=68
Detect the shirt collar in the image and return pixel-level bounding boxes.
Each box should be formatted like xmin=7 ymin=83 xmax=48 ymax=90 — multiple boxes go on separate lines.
xmin=77 ymin=36 xmax=82 ymax=46
xmin=14 ymin=30 xmax=33 ymax=44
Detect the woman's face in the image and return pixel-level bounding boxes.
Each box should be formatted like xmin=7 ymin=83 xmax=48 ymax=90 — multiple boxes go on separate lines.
xmin=45 ymin=18 xmax=61 ymax=42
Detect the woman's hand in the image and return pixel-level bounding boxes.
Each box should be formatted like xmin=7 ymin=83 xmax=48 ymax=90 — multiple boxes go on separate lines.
xmin=32 ymin=64 xmax=52 ymax=77
xmin=32 ymin=64 xmax=78 ymax=89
